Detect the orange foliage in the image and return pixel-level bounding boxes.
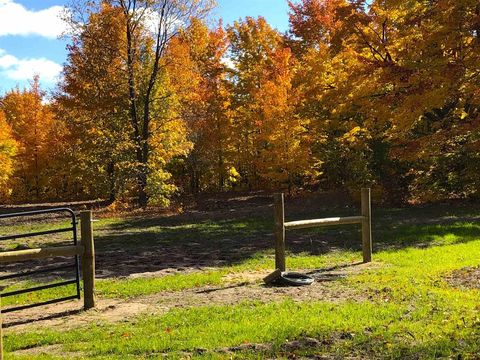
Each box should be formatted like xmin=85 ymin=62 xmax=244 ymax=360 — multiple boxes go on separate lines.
xmin=0 ymin=110 xmax=17 ymax=200
xmin=2 ymin=77 xmax=59 ymax=201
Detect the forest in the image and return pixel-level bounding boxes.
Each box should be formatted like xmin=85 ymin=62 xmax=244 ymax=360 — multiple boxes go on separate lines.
xmin=0 ymin=0 xmax=479 ymax=207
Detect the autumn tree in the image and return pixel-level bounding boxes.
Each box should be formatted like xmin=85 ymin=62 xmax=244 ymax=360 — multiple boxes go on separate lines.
xmin=252 ymin=46 xmax=312 ymax=191
xmin=166 ymin=19 xmax=235 ymax=193
xmin=0 ymin=110 xmax=17 ymax=201
xmin=288 ymin=0 xmax=346 ymax=53
xmin=2 ymin=78 xmax=59 ymax=201
xmin=288 ymin=0 xmax=385 ymax=194
xmin=111 ymin=0 xmax=213 ymax=206
xmin=382 ymin=0 xmax=480 ymax=200
xmin=63 ymin=0 xmax=214 ymax=206
xmin=57 ymin=3 xmax=133 ymax=202
xmin=227 ymin=17 xmax=312 ymax=190
xmin=288 ymin=0 xmax=480 ymax=201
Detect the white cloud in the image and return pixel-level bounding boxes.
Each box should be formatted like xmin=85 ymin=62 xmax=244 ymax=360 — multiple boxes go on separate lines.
xmin=0 ymin=0 xmax=68 ymax=38
xmin=0 ymin=48 xmax=62 ymax=84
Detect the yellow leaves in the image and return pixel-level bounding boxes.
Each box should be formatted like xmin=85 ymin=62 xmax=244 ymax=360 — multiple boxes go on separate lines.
xmin=227 ymin=167 xmax=241 ymax=184
xmin=454 ymin=108 xmax=469 ymax=120
xmin=150 ymin=117 xmax=193 ymax=164
xmin=343 ymin=126 xmax=362 ymax=142
xmin=293 ymin=0 xmax=480 ymax=149
xmin=342 ymin=126 xmax=371 ymax=152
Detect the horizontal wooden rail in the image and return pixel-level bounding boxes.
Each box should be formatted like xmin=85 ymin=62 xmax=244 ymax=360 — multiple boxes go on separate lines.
xmin=0 ymin=245 xmax=85 ymax=263
xmin=284 ymin=216 xmax=365 ymax=230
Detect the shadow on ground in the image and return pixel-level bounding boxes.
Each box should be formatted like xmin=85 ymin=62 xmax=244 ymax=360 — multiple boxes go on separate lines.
xmin=2 ymin=192 xmax=480 ymax=280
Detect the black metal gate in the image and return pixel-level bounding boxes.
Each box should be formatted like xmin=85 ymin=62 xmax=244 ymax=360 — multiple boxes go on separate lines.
xmin=0 ymin=208 xmax=81 ymax=313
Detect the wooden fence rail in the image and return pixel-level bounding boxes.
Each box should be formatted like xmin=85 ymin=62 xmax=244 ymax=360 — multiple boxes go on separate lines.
xmin=0 ymin=245 xmax=85 ymax=263
xmin=274 ymin=188 xmax=372 ymax=271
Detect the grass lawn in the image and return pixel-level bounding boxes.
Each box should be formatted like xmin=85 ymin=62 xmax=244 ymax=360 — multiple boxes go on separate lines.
xmin=1 ymin=195 xmax=480 ymax=359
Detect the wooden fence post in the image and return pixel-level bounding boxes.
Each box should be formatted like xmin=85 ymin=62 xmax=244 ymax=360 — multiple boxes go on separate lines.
xmin=274 ymin=193 xmax=286 ymax=272
xmin=361 ymin=188 xmax=372 ymax=263
xmin=80 ymin=211 xmax=95 ymax=310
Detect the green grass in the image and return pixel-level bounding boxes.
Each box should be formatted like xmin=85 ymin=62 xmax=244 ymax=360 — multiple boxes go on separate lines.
xmin=97 ymin=271 xmax=226 ymax=298
xmin=3 ymin=202 xmax=480 ymax=358
xmin=4 ymin=300 xmax=406 ymax=359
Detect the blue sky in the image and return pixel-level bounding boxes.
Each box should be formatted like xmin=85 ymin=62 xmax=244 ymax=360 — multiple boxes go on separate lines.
xmin=0 ymin=0 xmax=289 ymax=94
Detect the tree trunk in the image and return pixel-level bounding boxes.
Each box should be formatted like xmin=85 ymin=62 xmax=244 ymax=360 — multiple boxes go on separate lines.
xmin=218 ymin=151 xmax=224 ymax=190
xmin=107 ymin=161 xmax=116 ymax=204
xmin=138 ymin=169 xmax=148 ymax=207
xmin=138 ymin=101 xmax=151 ymax=208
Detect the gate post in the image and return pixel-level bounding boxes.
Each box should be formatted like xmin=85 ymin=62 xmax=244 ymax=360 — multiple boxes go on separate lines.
xmin=274 ymin=194 xmax=286 ymax=272
xmin=80 ymin=211 xmax=95 ymax=310
xmin=361 ymin=188 xmax=372 ymax=263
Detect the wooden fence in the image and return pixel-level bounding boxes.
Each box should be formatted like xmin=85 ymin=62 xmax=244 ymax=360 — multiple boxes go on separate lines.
xmin=274 ymin=188 xmax=372 ymax=271
xmin=0 ymin=211 xmax=96 ymax=360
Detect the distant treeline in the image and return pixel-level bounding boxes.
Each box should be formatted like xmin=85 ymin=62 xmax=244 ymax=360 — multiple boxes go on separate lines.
xmin=0 ymin=0 xmax=479 ymax=206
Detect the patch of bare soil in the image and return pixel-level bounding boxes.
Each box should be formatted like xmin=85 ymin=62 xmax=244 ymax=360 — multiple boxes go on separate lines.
xmin=4 ymin=262 xmax=378 ymax=334
xmin=216 ymin=336 xmax=362 ymax=359
xmin=11 ymin=344 xmax=85 ymax=359
xmin=445 ymin=267 xmax=480 ymax=290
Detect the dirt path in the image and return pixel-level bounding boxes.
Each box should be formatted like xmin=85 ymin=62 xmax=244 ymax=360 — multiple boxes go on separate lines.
xmin=3 ymin=262 xmax=378 ymax=333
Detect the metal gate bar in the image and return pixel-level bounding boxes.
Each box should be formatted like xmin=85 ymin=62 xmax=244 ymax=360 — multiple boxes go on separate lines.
xmin=0 ymin=263 xmax=76 ymax=281
xmin=0 ymin=228 xmax=75 ymax=241
xmin=2 ymin=280 xmax=78 ymax=297
xmin=1 ymin=295 xmax=80 ymax=314
xmin=0 ymin=208 xmax=81 ymax=313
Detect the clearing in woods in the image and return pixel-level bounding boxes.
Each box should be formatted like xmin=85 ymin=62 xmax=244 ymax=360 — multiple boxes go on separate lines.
xmin=1 ymin=192 xmax=480 ymax=359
